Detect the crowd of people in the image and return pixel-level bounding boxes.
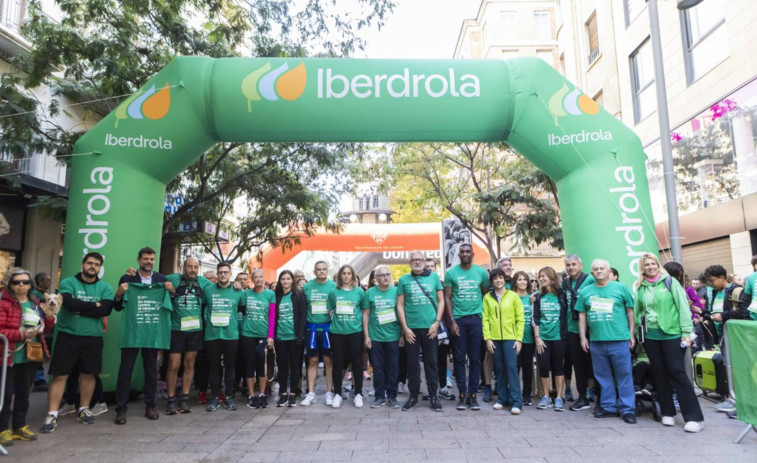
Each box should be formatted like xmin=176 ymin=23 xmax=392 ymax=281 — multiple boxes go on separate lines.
xmin=0 ymin=245 xmax=755 ymax=446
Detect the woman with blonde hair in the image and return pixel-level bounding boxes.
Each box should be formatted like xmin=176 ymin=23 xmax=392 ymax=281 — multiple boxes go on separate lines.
xmin=634 ymin=253 xmax=703 ymax=432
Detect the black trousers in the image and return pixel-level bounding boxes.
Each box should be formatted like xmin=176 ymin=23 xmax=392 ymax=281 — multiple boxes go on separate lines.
xmin=518 ymin=342 xmax=536 ymax=399
xmin=406 ymin=328 xmax=439 ymax=399
xmin=206 ymin=339 xmax=238 ymax=397
xmin=644 ymin=338 xmax=704 ymax=422
xmin=275 ymin=339 xmax=302 ymax=394
xmin=438 ymin=341 xmax=450 ymax=386
xmin=398 ymin=345 xmax=408 ymax=383
xmin=331 ymin=332 xmax=364 ymax=395
xmin=194 ymin=350 xmax=209 ymax=391
xmin=0 ymin=362 xmax=38 ymax=432
xmin=116 ymin=348 xmax=158 ymax=413
xmin=567 ymin=332 xmax=594 ymax=398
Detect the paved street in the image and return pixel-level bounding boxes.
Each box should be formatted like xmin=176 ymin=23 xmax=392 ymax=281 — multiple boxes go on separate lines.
xmin=6 ymin=379 xmax=757 ymax=463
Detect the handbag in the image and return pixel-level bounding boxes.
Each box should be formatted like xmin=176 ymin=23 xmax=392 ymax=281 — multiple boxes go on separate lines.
xmin=25 ymin=341 xmax=44 ymax=362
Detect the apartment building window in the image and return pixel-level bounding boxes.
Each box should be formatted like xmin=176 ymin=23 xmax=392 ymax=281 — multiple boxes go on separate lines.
xmin=630 ymin=38 xmax=656 ymax=123
xmin=1 ymin=0 xmax=26 ymax=31
xmin=534 ymin=11 xmax=551 ymax=41
xmin=682 ymin=0 xmax=727 ymax=84
xmin=586 ymin=12 xmax=600 ymax=65
xmin=624 ymin=0 xmax=645 ymax=27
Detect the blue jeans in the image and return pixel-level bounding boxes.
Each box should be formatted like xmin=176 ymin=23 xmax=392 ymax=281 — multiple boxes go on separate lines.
xmin=452 ymin=314 xmax=482 ymax=395
xmin=369 ymin=340 xmax=399 ymax=399
xmin=492 ymin=340 xmax=522 ymax=408
xmin=590 ymin=340 xmax=635 ymax=415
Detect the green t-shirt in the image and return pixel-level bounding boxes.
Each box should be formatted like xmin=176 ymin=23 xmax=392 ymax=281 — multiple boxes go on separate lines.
xmin=32 ymin=289 xmax=45 ymax=302
xmin=443 ymin=264 xmax=490 ymax=317
xmin=744 ymin=271 xmax=757 ymax=320
xmin=58 ymin=276 xmax=115 ymax=337
xmin=14 ymin=301 xmax=40 ymax=364
xmin=304 ymin=279 xmax=336 ymax=326
xmin=566 ymin=274 xmax=596 ymax=334
xmin=398 ymin=272 xmax=443 ymax=329
xmin=242 ymin=288 xmax=275 ymax=338
xmin=120 ymin=283 xmax=173 ymax=349
xmin=165 ymin=274 xmax=212 ymax=332
xmin=520 ymin=294 xmax=535 ymax=344
xmin=203 ymin=284 xmax=245 ymax=341
xmin=328 ymin=286 xmax=365 ymax=335
xmin=576 ymin=281 xmax=634 ymax=342
xmin=364 ymin=286 xmax=401 ymax=342
xmin=276 ymin=292 xmax=295 ymax=341
xmin=537 ymin=293 xmax=562 ymax=341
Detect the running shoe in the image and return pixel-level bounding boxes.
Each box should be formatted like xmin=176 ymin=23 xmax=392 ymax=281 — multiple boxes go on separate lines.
xmin=430 ymin=397 xmax=442 ymax=412
xmin=301 ymin=392 xmax=316 ymax=406
xmin=332 ymin=394 xmax=342 ymax=408
xmin=224 ymin=397 xmax=238 ymax=411
xmin=91 ymin=402 xmax=109 ymax=416
xmin=469 ymin=393 xmax=481 ymax=411
xmin=288 ymin=396 xmax=297 ymax=407
xmin=564 ymin=388 xmax=574 ymax=402
xmin=76 ymin=408 xmax=95 ymax=424
xmin=0 ymin=430 xmax=14 ymax=446
xmin=39 ymin=415 xmax=57 ymax=433
xmin=206 ymin=397 xmax=219 ymax=412
xmin=438 ymin=387 xmax=455 ymax=401
xmin=511 ymin=407 xmax=522 ymax=415
xmin=276 ymin=396 xmax=288 ymax=407
xmin=569 ymin=397 xmax=591 ymax=411
xmin=178 ymin=394 xmax=192 ymax=413
xmin=456 ymin=393 xmax=467 ymax=411
xmin=493 ymin=401 xmax=505 ymax=410
xmin=247 ymin=395 xmax=259 ymax=409
xmin=197 ymin=391 xmax=208 ymax=404
xmin=258 ymin=394 xmax=268 ymax=408
xmin=371 ymin=398 xmax=386 ymax=408
xmin=661 ymin=416 xmax=675 ymax=426
xmin=354 ymin=394 xmax=364 ymax=408
xmin=325 ymin=392 xmax=335 ymax=406
xmin=58 ymin=403 xmax=76 ymax=416
xmin=12 ymin=425 xmax=37 ymax=441
xmin=554 ymin=397 xmax=564 ymax=412
xmin=536 ymin=396 xmax=552 ymax=410
xmin=684 ymin=421 xmax=704 ymax=433
xmin=387 ymin=398 xmax=400 ymax=409
xmin=715 ymin=398 xmax=735 ymax=413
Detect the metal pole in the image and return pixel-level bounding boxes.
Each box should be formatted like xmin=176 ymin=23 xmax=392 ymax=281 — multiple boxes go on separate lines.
xmin=648 ymin=0 xmax=683 ymax=262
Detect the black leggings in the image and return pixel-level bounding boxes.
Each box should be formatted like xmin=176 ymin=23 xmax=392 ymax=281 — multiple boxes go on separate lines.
xmin=331 ymin=332 xmax=364 ymax=395
xmin=567 ymin=332 xmax=594 ymax=398
xmin=206 ymin=339 xmax=238 ymax=396
xmin=398 ymin=345 xmax=408 ymax=383
xmin=538 ymin=339 xmax=566 ymax=377
xmin=275 ymin=339 xmax=301 ymax=394
xmin=518 ymin=342 xmax=536 ymax=399
xmin=0 ymin=362 xmax=37 ymax=432
xmin=240 ymin=336 xmax=266 ymax=379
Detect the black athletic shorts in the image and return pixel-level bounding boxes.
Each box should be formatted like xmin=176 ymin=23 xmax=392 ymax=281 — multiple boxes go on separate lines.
xmin=240 ymin=336 xmax=267 ymax=379
xmin=170 ymin=330 xmax=204 ymax=353
xmin=49 ymin=331 xmax=103 ymax=376
xmin=305 ymin=329 xmax=333 ymax=358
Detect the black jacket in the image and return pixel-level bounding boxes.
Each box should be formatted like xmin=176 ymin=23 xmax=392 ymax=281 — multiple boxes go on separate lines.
xmin=562 ymin=272 xmax=589 ymax=322
xmin=706 ymin=283 xmax=749 ymax=322
xmin=275 ymin=289 xmax=307 ymax=343
xmin=114 ymin=271 xmax=168 ymax=311
xmin=532 ymin=290 xmax=569 ymax=340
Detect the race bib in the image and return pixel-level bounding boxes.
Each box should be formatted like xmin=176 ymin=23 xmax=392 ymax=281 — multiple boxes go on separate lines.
xmin=211 ymin=312 xmax=231 ymax=327
xmin=336 ymin=301 xmax=353 ymax=315
xmin=377 ymin=309 xmax=397 ymax=325
xmin=311 ymin=302 xmax=328 ymax=315
xmin=181 ymin=316 xmax=200 ymax=331
xmin=591 ymin=297 xmax=613 ymax=313
xmin=712 ymin=298 xmax=724 ymax=313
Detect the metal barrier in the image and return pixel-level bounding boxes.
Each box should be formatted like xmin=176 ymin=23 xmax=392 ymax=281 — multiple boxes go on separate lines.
xmin=0 ymin=334 xmax=9 ymax=456
xmin=724 ymin=322 xmax=757 ymax=444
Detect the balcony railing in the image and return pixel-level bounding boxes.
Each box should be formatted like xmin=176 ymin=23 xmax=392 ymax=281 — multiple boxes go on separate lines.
xmin=588 ymin=45 xmax=601 ymax=65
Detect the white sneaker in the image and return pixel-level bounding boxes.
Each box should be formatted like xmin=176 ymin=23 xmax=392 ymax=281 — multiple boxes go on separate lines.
xmin=325 ymin=392 xmax=335 ymax=406
xmin=301 ymin=392 xmax=316 ymax=406
xmin=354 ymin=394 xmax=364 ymax=408
xmin=368 ymin=390 xmax=375 ymax=397
xmin=511 ymin=407 xmax=521 ymax=415
xmin=493 ymin=402 xmax=504 ymax=410
xmin=272 ymin=382 xmax=280 ymax=394
xmin=332 ymin=394 xmax=342 ymax=408
xmin=684 ymin=421 xmax=704 ymax=433
xmin=90 ymin=402 xmax=108 ymax=416
xmin=59 ymin=403 xmax=76 ymax=416
xmin=715 ymin=398 xmax=735 ymax=413
xmin=661 ymin=416 xmax=675 ymax=426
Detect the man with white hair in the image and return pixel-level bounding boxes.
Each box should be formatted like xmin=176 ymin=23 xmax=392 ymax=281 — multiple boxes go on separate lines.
xmin=576 ymin=259 xmax=636 ymax=424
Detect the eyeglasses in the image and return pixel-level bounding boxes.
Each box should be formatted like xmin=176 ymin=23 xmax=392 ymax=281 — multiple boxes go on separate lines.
xmin=376 ymin=273 xmax=391 ymax=277
xmin=10 ymin=280 xmax=31 ymax=286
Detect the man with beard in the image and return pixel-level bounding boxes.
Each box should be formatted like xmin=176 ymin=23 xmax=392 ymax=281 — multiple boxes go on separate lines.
xmin=41 ymin=253 xmax=114 ymax=432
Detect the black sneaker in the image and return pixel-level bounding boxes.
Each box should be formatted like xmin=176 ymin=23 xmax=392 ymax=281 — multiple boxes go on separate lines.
xmin=523 ymin=396 xmax=533 ymax=406
xmin=276 ymin=395 xmax=288 ymax=407
xmin=178 ymin=394 xmax=191 ymax=413
xmin=430 ymin=397 xmax=442 ymax=412
xmin=76 ymin=408 xmax=95 ymax=424
xmin=593 ymin=407 xmax=620 ymax=418
xmin=258 ymin=394 xmax=268 ymax=408
xmin=165 ymin=396 xmax=178 ymax=415
xmin=438 ymin=387 xmax=455 ymax=401
xmin=247 ymin=395 xmax=259 ymax=409
xmin=288 ymin=395 xmax=297 ymax=407
xmin=206 ymin=397 xmax=220 ymax=412
xmin=401 ymin=396 xmax=419 ymax=411
xmin=469 ymin=393 xmax=481 ymax=411
xmin=456 ymin=393 xmax=467 ymax=411
xmin=224 ymin=397 xmax=238 ymax=411
xmin=569 ymin=397 xmax=591 ymax=411
xmin=422 ymin=393 xmax=430 ymax=401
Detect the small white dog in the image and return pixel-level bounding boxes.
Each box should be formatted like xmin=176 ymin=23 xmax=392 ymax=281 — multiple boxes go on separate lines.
xmin=40 ymin=292 xmax=63 ymax=318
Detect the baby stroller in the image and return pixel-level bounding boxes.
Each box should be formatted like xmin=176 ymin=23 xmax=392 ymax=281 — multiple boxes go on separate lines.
xmin=632 ymin=343 xmax=662 ymax=421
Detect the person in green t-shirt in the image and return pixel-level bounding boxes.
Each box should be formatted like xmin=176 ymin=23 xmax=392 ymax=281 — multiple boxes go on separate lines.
xmin=273 ymin=270 xmax=307 ymax=407
xmin=0 ymin=267 xmax=54 ymax=444
xmin=443 ymin=243 xmax=490 ymax=409
xmin=42 ymin=252 xmax=114 ymax=433
xmin=512 ymin=271 xmax=536 ymax=407
xmin=327 ymin=265 xmax=366 ymax=409
xmin=240 ymin=269 xmax=275 ymax=409
xmin=533 ymin=266 xmax=568 ymax=411
xmin=362 ymin=265 xmax=401 ymax=409
xmin=301 ymin=260 xmax=336 ymax=407
xmin=203 ymin=262 xmax=246 ymax=412
xmin=576 ymin=258 xmax=636 ymax=424
xmin=164 ymin=257 xmax=212 ymax=415
xmin=397 ymin=251 xmax=445 ymax=412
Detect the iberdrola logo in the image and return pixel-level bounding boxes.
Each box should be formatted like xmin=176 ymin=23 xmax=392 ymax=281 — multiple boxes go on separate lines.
xmin=114 ymin=83 xmax=171 ymax=128
xmin=241 ymin=62 xmax=307 ymax=112
xmin=547 ymin=84 xmax=599 ymax=124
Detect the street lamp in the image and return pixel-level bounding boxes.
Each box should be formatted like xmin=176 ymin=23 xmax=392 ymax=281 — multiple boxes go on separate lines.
xmin=646 ymin=0 xmax=702 ymax=263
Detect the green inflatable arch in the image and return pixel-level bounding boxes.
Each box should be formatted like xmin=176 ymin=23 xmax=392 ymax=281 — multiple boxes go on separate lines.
xmin=62 ymin=57 xmax=657 ymax=389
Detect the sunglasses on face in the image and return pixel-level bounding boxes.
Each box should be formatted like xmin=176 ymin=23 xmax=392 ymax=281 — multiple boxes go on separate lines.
xmin=10 ymin=280 xmax=31 ymax=286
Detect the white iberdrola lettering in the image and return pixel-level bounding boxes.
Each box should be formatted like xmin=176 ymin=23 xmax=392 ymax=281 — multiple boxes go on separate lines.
xmin=79 ymin=167 xmax=113 ymax=273
xmin=547 ymin=129 xmax=613 ymax=146
xmin=317 ymin=68 xmax=481 ymax=99
xmin=105 ymin=133 xmax=173 ymax=150
xmin=610 ymin=165 xmax=646 ymax=278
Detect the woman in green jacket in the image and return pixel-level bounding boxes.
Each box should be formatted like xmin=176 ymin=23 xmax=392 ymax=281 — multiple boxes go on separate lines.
xmin=634 ymin=253 xmax=703 ymax=433
xmin=482 ymin=268 xmax=525 ymax=414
